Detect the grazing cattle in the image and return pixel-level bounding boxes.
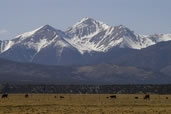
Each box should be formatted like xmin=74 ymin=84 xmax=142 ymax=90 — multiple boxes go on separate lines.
xmin=25 ymin=94 xmax=29 ymax=98
xmin=135 ymin=97 xmax=139 ymax=99
xmin=54 ymin=96 xmax=57 ymax=98
xmin=60 ymin=96 xmax=64 ymax=99
xmin=1 ymin=93 xmax=8 ymax=98
xmin=110 ymin=95 xmax=116 ymax=99
xmin=166 ymin=97 xmax=168 ymax=99
xmin=144 ymin=94 xmax=150 ymax=100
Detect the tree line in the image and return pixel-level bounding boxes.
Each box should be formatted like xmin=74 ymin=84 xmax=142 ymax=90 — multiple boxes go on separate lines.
xmin=0 ymin=84 xmax=171 ymax=94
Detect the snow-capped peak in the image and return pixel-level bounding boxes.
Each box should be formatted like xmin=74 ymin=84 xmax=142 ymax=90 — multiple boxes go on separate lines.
xmin=15 ymin=25 xmax=44 ymax=39
xmin=65 ymin=18 xmax=143 ymax=53
xmin=40 ymin=24 xmax=54 ymax=29
xmin=71 ymin=17 xmax=110 ymax=30
xmin=1 ymin=18 xmax=171 ymax=56
xmin=0 ymin=25 xmax=68 ymax=54
xmin=15 ymin=25 xmax=60 ymax=39
xmin=72 ymin=17 xmax=97 ymax=27
xmin=66 ymin=17 xmax=111 ymax=40
xmin=73 ymin=17 xmax=93 ymax=26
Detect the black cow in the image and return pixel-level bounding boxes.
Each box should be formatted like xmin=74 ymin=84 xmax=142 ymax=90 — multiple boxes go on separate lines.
xmin=135 ymin=96 xmax=139 ymax=99
xmin=60 ymin=96 xmax=64 ymax=99
xmin=144 ymin=94 xmax=150 ymax=100
xmin=110 ymin=95 xmax=116 ymax=99
xmin=25 ymin=94 xmax=29 ymax=98
xmin=1 ymin=93 xmax=8 ymax=98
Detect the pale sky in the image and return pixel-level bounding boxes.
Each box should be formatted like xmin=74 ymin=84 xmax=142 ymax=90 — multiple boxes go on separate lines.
xmin=0 ymin=0 xmax=171 ymax=40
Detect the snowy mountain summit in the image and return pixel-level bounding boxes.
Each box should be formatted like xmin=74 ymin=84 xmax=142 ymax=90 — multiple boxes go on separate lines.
xmin=0 ymin=17 xmax=171 ymax=65
xmin=65 ymin=17 xmax=171 ymax=53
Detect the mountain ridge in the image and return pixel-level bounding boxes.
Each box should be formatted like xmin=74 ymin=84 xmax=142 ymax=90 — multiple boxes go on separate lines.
xmin=1 ymin=18 xmax=171 ymax=55
xmin=0 ymin=17 xmax=171 ymax=65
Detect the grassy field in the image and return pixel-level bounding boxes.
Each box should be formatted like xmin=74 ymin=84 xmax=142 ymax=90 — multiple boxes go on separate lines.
xmin=0 ymin=94 xmax=171 ymax=114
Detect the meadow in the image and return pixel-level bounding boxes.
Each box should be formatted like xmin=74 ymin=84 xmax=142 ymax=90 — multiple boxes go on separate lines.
xmin=0 ymin=94 xmax=171 ymax=114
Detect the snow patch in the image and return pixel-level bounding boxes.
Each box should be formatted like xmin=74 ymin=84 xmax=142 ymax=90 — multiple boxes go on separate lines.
xmin=0 ymin=40 xmax=14 ymax=53
xmin=158 ymin=34 xmax=171 ymax=42
xmin=15 ymin=26 xmax=44 ymax=39
xmin=54 ymin=39 xmax=70 ymax=48
xmin=24 ymin=38 xmax=48 ymax=52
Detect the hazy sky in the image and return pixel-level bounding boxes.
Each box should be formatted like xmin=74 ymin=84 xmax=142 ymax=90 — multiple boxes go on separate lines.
xmin=0 ymin=0 xmax=171 ymax=40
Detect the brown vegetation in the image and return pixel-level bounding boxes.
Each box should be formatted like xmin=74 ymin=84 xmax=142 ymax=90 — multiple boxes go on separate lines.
xmin=0 ymin=94 xmax=171 ymax=114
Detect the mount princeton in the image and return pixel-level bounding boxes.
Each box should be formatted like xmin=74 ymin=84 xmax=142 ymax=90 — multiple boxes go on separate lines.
xmin=0 ymin=17 xmax=171 ymax=65
xmin=0 ymin=17 xmax=171 ymax=84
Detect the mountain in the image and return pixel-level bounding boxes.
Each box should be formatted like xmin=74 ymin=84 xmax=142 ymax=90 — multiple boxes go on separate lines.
xmin=65 ymin=17 xmax=171 ymax=53
xmin=0 ymin=17 xmax=171 ymax=65
xmin=0 ymin=58 xmax=170 ymax=84
xmin=65 ymin=17 xmax=153 ymax=53
xmin=108 ymin=41 xmax=171 ymax=73
xmin=0 ymin=25 xmax=82 ymax=65
xmin=1 ymin=18 xmax=171 ymax=84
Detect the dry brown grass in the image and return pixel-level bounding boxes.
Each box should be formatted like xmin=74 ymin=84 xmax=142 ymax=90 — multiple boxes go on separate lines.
xmin=0 ymin=94 xmax=171 ymax=114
